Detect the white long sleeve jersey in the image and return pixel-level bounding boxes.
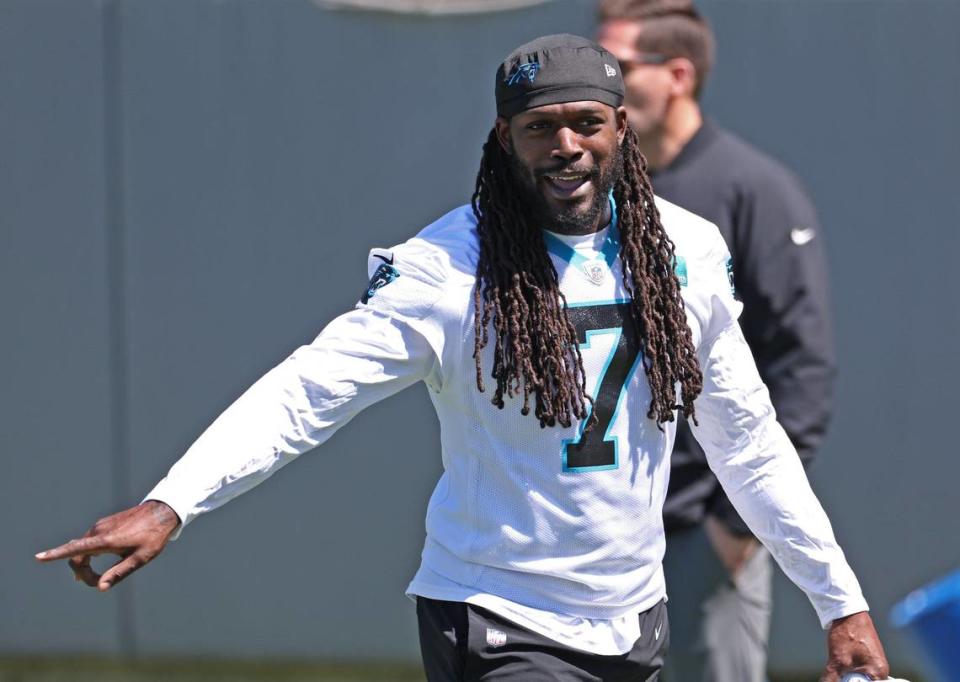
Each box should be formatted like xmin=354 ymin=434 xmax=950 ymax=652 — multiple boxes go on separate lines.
xmin=146 ymin=198 xmax=867 ymax=655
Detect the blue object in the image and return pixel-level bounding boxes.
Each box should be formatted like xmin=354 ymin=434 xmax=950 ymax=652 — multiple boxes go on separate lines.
xmin=891 ymin=569 xmax=960 ymax=681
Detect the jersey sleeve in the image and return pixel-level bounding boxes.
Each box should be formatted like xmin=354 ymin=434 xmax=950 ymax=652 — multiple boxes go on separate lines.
xmin=358 ymin=239 xmax=453 ymax=370
xmin=144 ymin=241 xmax=450 ymax=537
xmin=733 ymin=171 xmax=836 ymax=463
xmin=693 ymin=225 xmax=744 ymax=348
xmin=689 ymin=245 xmax=868 ymax=627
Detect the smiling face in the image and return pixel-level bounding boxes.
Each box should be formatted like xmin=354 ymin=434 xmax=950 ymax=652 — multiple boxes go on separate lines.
xmin=495 ymin=101 xmax=628 ymax=235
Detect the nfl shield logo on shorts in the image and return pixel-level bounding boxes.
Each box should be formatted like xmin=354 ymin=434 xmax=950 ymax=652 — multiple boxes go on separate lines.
xmin=486 ymin=628 xmax=507 ymax=648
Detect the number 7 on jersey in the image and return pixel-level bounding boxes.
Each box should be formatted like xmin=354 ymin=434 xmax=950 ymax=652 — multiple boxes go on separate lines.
xmin=562 ymin=301 xmax=643 ymax=472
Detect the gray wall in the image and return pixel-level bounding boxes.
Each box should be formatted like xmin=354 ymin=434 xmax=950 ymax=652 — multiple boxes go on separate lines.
xmin=3 ymin=0 xmax=958 ymax=677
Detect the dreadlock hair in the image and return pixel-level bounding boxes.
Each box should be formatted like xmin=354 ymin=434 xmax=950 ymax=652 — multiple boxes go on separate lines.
xmin=471 ymin=125 xmax=702 ymax=429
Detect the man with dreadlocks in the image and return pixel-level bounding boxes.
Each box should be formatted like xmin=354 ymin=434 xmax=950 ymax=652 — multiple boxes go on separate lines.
xmin=38 ymin=35 xmax=888 ymax=681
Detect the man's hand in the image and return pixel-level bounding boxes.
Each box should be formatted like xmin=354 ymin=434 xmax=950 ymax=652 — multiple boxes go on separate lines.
xmin=35 ymin=500 xmax=181 ymax=591
xmin=705 ymin=515 xmax=759 ymax=576
xmin=821 ymin=611 xmax=890 ymax=681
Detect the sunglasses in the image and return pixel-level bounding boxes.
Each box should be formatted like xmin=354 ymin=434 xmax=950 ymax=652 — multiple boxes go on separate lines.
xmin=617 ymin=54 xmax=672 ymax=75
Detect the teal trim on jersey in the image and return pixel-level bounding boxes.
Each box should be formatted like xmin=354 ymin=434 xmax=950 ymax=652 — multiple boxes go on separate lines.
xmin=562 ymin=326 xmax=622 ymax=473
xmin=674 ymin=256 xmax=688 ymax=287
xmin=565 ymin=297 xmax=629 ymax=309
xmin=542 ymin=194 xmax=620 ymax=272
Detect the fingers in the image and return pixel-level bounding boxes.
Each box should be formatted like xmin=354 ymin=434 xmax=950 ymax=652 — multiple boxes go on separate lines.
xmin=68 ymin=554 xmax=101 ymax=587
xmin=37 ymin=504 xmax=175 ymax=591
xmin=40 ymin=526 xmax=107 ymax=587
xmin=822 ymin=663 xmax=890 ymax=681
xmin=98 ymin=551 xmax=152 ymax=591
xmin=819 ymin=669 xmax=840 ymax=682
xmin=36 ymin=535 xmax=111 ymax=562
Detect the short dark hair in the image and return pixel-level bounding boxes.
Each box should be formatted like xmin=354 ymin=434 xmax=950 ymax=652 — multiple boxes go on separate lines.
xmin=598 ymin=0 xmax=715 ymax=99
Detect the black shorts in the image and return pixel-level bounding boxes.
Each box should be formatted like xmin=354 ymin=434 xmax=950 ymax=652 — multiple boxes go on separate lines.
xmin=416 ymin=597 xmax=669 ymax=681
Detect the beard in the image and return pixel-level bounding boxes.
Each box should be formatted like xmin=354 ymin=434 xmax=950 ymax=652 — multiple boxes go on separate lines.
xmin=508 ymin=143 xmax=624 ymax=235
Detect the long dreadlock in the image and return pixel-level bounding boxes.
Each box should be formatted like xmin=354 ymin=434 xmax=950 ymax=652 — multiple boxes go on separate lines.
xmin=471 ymin=126 xmax=702 ymax=428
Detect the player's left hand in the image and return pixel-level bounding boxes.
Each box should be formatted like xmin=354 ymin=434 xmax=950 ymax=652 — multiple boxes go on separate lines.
xmin=820 ymin=611 xmax=889 ymax=682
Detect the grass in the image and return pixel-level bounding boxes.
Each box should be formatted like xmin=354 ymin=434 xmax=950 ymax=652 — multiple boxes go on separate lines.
xmin=0 ymin=658 xmax=425 ymax=682
xmin=0 ymin=657 xmax=926 ymax=682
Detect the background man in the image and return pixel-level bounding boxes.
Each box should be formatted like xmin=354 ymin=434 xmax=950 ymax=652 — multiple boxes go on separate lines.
xmin=598 ymin=2 xmax=836 ymax=681
xmin=37 ymin=34 xmax=882 ymax=681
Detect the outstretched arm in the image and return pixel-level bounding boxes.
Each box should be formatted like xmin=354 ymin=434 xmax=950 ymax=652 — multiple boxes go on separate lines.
xmin=36 ymin=500 xmax=180 ymax=591
xmin=36 ymin=237 xmax=450 ymax=589
xmin=37 ymin=302 xmax=441 ymax=586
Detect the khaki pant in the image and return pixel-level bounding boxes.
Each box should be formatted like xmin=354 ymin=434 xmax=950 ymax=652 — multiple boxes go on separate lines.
xmin=661 ymin=524 xmax=772 ymax=682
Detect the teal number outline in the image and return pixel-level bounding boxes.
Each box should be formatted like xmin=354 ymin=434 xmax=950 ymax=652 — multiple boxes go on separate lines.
xmin=562 ymin=299 xmax=645 ymax=473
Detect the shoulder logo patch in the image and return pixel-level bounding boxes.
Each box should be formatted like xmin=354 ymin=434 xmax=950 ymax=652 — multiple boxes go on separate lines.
xmin=726 ymin=257 xmax=738 ymax=298
xmin=361 ymin=263 xmax=399 ymax=304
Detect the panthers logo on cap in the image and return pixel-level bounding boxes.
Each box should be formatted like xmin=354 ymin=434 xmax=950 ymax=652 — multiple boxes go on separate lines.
xmin=505 ymin=61 xmax=540 ymax=86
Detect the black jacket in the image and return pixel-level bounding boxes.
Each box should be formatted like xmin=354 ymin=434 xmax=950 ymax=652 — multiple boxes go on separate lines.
xmin=653 ymin=120 xmax=836 ymax=536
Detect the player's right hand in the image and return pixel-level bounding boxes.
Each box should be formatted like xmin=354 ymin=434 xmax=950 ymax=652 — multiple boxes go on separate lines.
xmin=35 ymin=500 xmax=181 ymax=591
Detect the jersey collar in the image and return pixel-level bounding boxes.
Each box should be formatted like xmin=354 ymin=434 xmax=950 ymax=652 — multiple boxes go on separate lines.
xmin=542 ymin=193 xmax=620 ymax=271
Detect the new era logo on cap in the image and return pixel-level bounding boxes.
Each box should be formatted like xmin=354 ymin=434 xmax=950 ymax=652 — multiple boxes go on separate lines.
xmin=604 ymin=63 xmax=617 ymax=77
